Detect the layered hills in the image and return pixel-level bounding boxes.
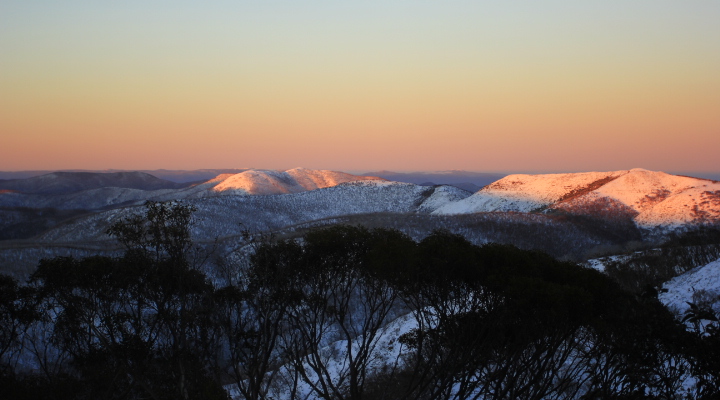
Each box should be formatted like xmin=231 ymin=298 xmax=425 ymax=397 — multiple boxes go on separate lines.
xmin=0 ymin=171 xmax=187 ymax=194
xmin=0 ymin=168 xmax=387 ymax=209
xmin=361 ymin=170 xmax=506 ymax=192
xmin=2 ymin=167 xmax=720 ymax=278
xmin=0 ymin=168 xmax=470 ymax=246
xmin=3 ymin=167 xmax=720 ymax=399
xmin=3 ymin=167 xmax=719 ymax=232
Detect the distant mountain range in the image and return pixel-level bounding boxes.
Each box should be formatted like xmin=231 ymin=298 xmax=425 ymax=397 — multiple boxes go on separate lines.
xmin=2 ymin=167 xmax=720 ymax=269
xmin=0 ymin=169 xmax=250 ymax=183
xmin=2 ymin=166 xmax=719 ymax=386
xmin=0 ymin=169 xmax=506 ymax=188
xmin=0 ymin=171 xmax=188 ymax=195
xmin=0 ymin=169 xmax=389 ymax=210
xmin=0 ymin=169 xmax=471 ymax=250
xmin=360 ymin=170 xmax=507 ymax=192
xmin=2 ymin=168 xmax=719 ymax=228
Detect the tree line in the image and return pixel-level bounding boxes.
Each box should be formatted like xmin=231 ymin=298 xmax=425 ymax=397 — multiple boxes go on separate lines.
xmin=1 ymin=202 xmax=719 ymax=399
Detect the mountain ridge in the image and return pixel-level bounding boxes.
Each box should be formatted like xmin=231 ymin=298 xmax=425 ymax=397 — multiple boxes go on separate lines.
xmin=0 ymin=171 xmax=188 ymax=195
xmin=211 ymin=168 xmax=384 ymax=195
xmin=433 ymin=168 xmax=720 ymax=228
xmin=0 ymin=169 xmax=388 ymax=210
xmin=361 ymin=170 xmax=506 ymax=189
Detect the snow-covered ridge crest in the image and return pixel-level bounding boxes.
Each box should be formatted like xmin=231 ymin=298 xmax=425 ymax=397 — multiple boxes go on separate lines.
xmin=434 ymin=168 xmax=720 ymax=228
xmin=434 ymin=170 xmax=625 ymax=214
xmin=210 ymin=168 xmax=384 ymax=195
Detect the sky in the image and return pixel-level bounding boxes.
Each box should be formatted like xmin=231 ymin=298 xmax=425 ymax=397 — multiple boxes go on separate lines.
xmin=1 ymin=1 xmax=719 ymax=174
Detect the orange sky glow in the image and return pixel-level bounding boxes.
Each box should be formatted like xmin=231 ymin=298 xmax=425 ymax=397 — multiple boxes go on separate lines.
xmin=1 ymin=1 xmax=719 ymax=174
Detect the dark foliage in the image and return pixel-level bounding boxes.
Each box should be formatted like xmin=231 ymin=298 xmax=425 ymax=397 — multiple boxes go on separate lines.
xmin=606 ymin=227 xmax=720 ymax=295
xmin=1 ymin=202 xmax=228 ymax=400
xmin=1 ymin=203 xmax=719 ymax=399
xmin=0 ymin=207 xmax=91 ymax=240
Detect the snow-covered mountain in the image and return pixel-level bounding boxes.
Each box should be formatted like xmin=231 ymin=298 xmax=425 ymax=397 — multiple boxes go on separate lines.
xmin=33 ymin=181 xmax=471 ymax=243
xmin=434 ymin=168 xmax=720 ymax=229
xmin=210 ymin=168 xmax=383 ymax=195
xmin=4 ymin=167 xmax=720 ymax=278
xmin=0 ymin=169 xmax=386 ymax=210
xmin=6 ymin=168 xmax=718 ymax=231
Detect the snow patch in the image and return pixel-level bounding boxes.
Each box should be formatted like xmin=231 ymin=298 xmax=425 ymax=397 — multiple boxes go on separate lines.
xmin=659 ymin=258 xmax=720 ymax=316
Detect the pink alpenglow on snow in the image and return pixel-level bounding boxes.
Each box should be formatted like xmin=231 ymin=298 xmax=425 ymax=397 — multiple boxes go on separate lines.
xmin=433 ymin=169 xmax=720 ymax=228
xmin=211 ymin=168 xmax=383 ymax=195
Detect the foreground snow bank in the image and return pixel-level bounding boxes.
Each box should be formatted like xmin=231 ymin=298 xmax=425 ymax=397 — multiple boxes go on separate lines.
xmin=659 ymin=257 xmax=720 ymax=316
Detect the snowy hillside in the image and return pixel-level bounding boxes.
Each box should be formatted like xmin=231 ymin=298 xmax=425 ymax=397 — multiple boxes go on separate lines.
xmin=5 ymin=168 xmax=717 ymax=231
xmin=434 ymin=170 xmax=624 ymax=214
xmin=0 ymin=169 xmax=385 ymax=210
xmin=0 ymin=170 xmax=476 ymax=274
xmin=245 ymin=312 xmax=419 ymax=400
xmin=659 ymin=258 xmax=720 ymax=316
xmin=210 ymin=168 xmax=383 ymax=195
xmin=434 ymin=168 xmax=720 ymax=229
xmin=32 ymin=181 xmax=470 ymax=243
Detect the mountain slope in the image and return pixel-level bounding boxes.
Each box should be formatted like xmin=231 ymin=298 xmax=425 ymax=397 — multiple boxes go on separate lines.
xmin=433 ymin=170 xmax=624 ymax=213
xmin=434 ymin=168 xmax=720 ymax=229
xmin=659 ymin=257 xmax=720 ymax=317
xmin=211 ymin=168 xmax=383 ymax=195
xmin=0 ymin=169 xmax=385 ymax=210
xmin=31 ymin=181 xmax=471 ymax=243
